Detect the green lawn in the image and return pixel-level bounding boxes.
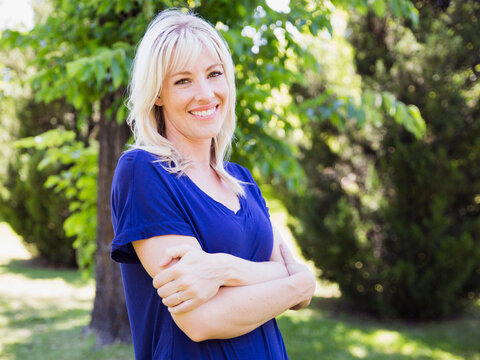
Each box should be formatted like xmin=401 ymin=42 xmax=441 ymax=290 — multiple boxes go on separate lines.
xmin=1 ymin=222 xmax=479 ymax=360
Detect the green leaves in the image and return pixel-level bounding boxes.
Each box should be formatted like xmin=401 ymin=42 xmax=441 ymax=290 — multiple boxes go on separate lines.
xmin=364 ymin=91 xmax=426 ymax=139
xmin=3 ymin=0 xmax=426 ymax=278
xmin=372 ymin=0 xmax=387 ymax=17
xmin=15 ymin=129 xmax=98 ymax=277
xmin=297 ymin=90 xmax=426 ymax=139
xmin=332 ymin=0 xmax=419 ymax=25
xmin=14 ymin=129 xmax=76 ymax=150
xmin=66 ymin=44 xmax=131 ymax=95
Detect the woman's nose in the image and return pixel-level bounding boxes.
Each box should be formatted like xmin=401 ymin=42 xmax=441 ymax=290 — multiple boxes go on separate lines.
xmin=194 ymin=79 xmax=214 ymax=103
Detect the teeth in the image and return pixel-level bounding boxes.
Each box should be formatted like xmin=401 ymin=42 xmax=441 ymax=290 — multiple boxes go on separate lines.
xmin=191 ymin=107 xmax=216 ymax=117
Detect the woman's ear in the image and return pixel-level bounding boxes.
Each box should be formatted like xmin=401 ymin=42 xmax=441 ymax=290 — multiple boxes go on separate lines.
xmin=155 ymin=96 xmax=163 ymax=107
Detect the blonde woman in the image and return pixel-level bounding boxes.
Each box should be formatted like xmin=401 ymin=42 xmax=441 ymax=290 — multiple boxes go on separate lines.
xmin=110 ymin=9 xmax=315 ymax=359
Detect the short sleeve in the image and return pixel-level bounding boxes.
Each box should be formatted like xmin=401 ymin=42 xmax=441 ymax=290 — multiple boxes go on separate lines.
xmin=110 ymin=150 xmax=195 ymax=263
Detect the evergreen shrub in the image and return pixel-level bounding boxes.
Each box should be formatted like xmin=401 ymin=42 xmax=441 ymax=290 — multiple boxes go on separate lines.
xmin=285 ymin=118 xmax=480 ymax=320
xmin=0 ymin=99 xmax=77 ymax=267
xmin=285 ymin=1 xmax=480 ymax=319
xmin=1 ymin=148 xmax=76 ymax=267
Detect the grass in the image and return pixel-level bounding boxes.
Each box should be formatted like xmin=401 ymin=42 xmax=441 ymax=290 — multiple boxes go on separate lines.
xmin=278 ymin=299 xmax=480 ymax=359
xmin=0 ymin=223 xmax=133 ymax=360
xmin=1 ymin=221 xmax=480 ymax=360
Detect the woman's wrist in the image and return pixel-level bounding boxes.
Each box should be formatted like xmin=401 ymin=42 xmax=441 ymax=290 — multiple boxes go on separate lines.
xmin=211 ymin=253 xmax=288 ymax=287
xmin=210 ymin=253 xmax=236 ymax=286
xmin=288 ymin=270 xmax=316 ymax=304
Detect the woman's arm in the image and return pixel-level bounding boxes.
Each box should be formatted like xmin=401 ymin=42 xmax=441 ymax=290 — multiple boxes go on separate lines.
xmin=172 ymin=265 xmax=315 ymax=342
xmin=133 ymin=225 xmax=316 ymax=341
xmin=269 ymin=225 xmax=314 ymax=311
xmin=132 ymin=232 xmax=289 ymax=313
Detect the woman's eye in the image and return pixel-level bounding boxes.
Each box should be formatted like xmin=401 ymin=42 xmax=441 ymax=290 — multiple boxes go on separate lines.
xmin=174 ymin=78 xmax=189 ymax=85
xmin=209 ymin=71 xmax=223 ymax=78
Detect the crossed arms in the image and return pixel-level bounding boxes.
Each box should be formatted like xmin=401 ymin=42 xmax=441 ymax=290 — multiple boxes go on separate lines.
xmin=132 ymin=224 xmax=316 ymax=342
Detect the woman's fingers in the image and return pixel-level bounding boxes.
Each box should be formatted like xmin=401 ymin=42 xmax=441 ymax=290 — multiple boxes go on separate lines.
xmin=153 ymin=245 xmax=196 ymax=288
xmin=161 ymin=292 xmax=201 ymax=314
xmin=162 ymin=290 xmax=187 ymax=307
xmin=279 ymin=243 xmax=296 ymax=265
xmin=165 ymin=244 xmax=195 ymax=260
xmin=156 ymin=280 xmax=181 ymax=298
xmin=280 ymin=243 xmax=309 ymax=277
xmin=153 ymin=246 xmax=221 ymax=311
xmin=158 ymin=244 xmax=193 ymax=267
xmin=168 ymin=299 xmax=198 ymax=314
xmin=153 ymin=267 xmax=177 ymax=288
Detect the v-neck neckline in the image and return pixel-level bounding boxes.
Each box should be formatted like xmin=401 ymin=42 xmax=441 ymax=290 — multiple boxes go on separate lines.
xmin=183 ymin=174 xmax=244 ymax=216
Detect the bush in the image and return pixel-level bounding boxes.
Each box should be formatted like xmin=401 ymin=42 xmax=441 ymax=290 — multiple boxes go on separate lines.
xmin=1 ymin=148 xmax=76 ymax=267
xmin=285 ymin=1 xmax=480 ymax=319
xmin=0 ymin=98 xmax=78 ymax=267
xmin=11 ymin=129 xmax=99 ymax=275
xmin=285 ymin=116 xmax=480 ymax=319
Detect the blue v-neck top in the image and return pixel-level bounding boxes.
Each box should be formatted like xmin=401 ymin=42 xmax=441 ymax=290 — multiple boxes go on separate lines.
xmin=110 ymin=149 xmax=288 ymax=360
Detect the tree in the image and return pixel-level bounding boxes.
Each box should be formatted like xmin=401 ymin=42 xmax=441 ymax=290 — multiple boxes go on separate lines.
xmin=0 ymin=21 xmax=79 ymax=267
xmin=1 ymin=0 xmax=421 ymax=344
xmin=285 ymin=0 xmax=480 ymax=319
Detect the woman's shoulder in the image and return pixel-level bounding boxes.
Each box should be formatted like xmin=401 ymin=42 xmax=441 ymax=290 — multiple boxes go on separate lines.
xmin=117 ymin=148 xmax=167 ymax=170
xmin=114 ymin=148 xmax=170 ymax=183
xmin=224 ymin=162 xmax=255 ymax=183
xmin=118 ymin=148 xmax=158 ymax=164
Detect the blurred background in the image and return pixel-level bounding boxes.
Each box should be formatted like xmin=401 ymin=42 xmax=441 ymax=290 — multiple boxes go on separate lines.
xmin=0 ymin=0 xmax=479 ymax=359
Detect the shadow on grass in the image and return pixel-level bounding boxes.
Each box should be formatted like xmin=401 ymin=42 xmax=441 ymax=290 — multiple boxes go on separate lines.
xmin=0 ymin=282 xmax=133 ymax=360
xmin=2 ymin=251 xmax=479 ymax=359
xmin=2 ymin=315 xmax=133 ymax=360
xmin=0 ymin=294 xmax=89 ymax=329
xmin=278 ymin=296 xmax=480 ymax=360
xmin=1 ymin=258 xmax=89 ymax=288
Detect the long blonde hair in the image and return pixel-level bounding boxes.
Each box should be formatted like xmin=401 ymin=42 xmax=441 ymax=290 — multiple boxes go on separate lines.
xmin=126 ymin=9 xmax=244 ymax=196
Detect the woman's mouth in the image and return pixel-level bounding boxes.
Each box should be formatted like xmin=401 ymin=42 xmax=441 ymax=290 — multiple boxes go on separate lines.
xmin=189 ymin=105 xmax=218 ymax=118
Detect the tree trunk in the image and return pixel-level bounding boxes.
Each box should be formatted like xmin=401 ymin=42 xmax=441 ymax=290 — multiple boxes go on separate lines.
xmin=89 ymin=94 xmax=131 ymax=345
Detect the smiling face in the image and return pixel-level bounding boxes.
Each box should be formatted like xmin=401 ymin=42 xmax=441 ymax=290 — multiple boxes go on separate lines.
xmin=155 ymin=48 xmax=229 ymax=149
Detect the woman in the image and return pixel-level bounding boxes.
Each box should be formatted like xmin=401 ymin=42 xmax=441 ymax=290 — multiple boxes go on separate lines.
xmin=110 ymin=9 xmax=316 ymax=359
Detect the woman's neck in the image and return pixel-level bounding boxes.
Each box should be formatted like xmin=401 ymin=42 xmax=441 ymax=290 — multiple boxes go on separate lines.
xmin=167 ymin=134 xmax=212 ymax=169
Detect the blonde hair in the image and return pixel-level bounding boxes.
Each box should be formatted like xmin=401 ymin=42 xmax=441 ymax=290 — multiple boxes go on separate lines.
xmin=126 ymin=9 xmax=245 ymax=196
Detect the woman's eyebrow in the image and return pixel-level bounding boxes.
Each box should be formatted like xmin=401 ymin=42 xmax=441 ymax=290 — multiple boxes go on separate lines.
xmin=206 ymin=63 xmax=223 ymax=70
xmin=171 ymin=63 xmax=223 ymax=77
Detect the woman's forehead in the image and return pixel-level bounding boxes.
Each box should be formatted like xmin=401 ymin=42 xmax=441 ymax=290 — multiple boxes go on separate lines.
xmin=167 ymin=44 xmax=222 ymax=76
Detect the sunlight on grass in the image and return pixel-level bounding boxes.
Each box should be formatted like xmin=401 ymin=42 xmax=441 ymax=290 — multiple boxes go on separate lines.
xmin=0 ymin=223 xmax=31 ymax=262
xmin=0 ymin=222 xmax=133 ymax=360
xmin=349 ymin=344 xmax=368 ymax=358
xmin=349 ymin=329 xmax=467 ymax=359
xmin=278 ymin=303 xmax=480 ymax=360
xmin=1 ymin=220 xmax=480 ymax=360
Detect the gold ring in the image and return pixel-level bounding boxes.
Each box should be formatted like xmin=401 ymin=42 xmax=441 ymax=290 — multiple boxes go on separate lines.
xmin=176 ymin=292 xmax=182 ymax=302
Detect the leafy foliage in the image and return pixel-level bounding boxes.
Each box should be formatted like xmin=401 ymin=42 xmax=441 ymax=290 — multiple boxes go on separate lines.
xmin=0 ymin=0 xmax=422 ymax=185
xmin=286 ymin=0 xmax=480 ymax=319
xmin=0 ymin=90 xmax=77 ymax=267
xmin=16 ymin=130 xmax=98 ymax=276
xmin=0 ymin=147 xmax=76 ymax=267
xmin=0 ymin=0 xmax=427 ymax=341
xmin=0 ymin=0 xmax=422 ymax=272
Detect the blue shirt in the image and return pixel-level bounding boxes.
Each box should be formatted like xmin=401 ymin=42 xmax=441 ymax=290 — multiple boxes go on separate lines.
xmin=110 ymin=149 xmax=288 ymax=360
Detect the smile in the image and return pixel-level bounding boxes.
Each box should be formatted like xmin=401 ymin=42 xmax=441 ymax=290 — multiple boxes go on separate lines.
xmin=189 ymin=105 xmax=218 ymax=118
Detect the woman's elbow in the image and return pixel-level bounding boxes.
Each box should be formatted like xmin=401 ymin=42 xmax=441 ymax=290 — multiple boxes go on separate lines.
xmin=183 ymin=325 xmax=226 ymax=342
xmin=178 ymin=320 xmax=250 ymax=342
xmin=185 ymin=329 xmax=208 ymax=343
xmin=172 ymin=313 xmax=215 ymax=342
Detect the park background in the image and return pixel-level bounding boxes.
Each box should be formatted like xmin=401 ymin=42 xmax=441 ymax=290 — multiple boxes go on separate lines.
xmin=1 ymin=0 xmax=479 ymax=358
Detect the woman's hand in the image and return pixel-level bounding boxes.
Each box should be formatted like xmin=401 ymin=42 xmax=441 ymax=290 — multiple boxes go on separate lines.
xmin=280 ymin=244 xmax=316 ymax=310
xmin=152 ymin=245 xmax=224 ymax=314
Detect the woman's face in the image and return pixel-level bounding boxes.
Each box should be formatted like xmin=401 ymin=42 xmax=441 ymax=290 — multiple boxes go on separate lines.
xmin=156 ymin=48 xmax=229 ymax=147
